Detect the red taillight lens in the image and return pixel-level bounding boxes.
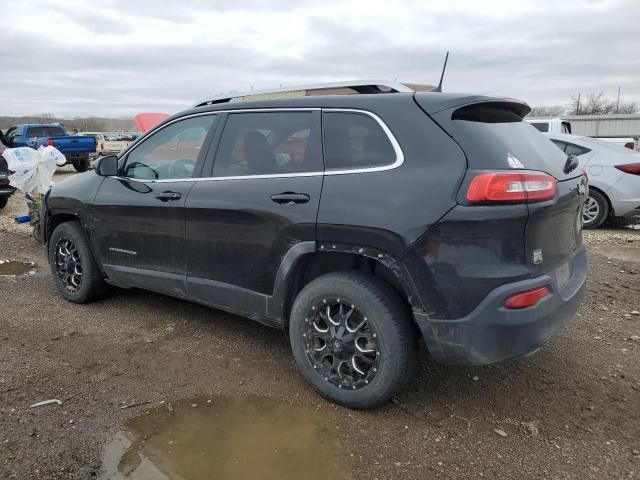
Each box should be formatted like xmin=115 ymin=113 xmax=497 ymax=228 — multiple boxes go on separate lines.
xmin=615 ymin=163 xmax=640 ymax=175
xmin=504 ymin=286 xmax=549 ymax=309
xmin=466 ymin=172 xmax=557 ymax=203
xmin=46 ymin=139 xmax=55 ymax=146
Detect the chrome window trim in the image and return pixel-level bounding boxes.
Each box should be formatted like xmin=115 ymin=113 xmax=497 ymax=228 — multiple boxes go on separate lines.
xmin=117 ymin=107 xmax=403 ymax=183
xmin=321 ymin=108 xmax=404 ymax=175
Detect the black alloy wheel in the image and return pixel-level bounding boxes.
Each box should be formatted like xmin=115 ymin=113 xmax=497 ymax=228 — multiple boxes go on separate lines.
xmin=304 ymin=298 xmax=380 ymax=390
xmin=54 ymin=237 xmax=83 ymax=292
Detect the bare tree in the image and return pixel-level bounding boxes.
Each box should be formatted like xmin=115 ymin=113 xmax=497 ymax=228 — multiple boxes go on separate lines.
xmin=567 ymin=92 xmax=639 ymax=115
xmin=616 ymin=101 xmax=638 ymax=114
xmin=529 ymin=105 xmax=565 ymax=117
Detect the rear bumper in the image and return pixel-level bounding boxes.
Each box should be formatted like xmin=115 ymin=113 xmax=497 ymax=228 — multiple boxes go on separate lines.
xmin=414 ymin=245 xmax=587 ymax=365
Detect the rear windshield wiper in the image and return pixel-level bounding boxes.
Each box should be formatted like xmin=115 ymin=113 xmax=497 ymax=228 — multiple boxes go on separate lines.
xmin=564 ymin=154 xmax=579 ymax=174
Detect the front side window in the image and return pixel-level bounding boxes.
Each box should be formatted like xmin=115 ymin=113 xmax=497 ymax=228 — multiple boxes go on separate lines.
xmin=123 ymin=115 xmax=216 ymax=180
xmin=323 ymin=112 xmax=396 ymax=170
xmin=212 ymin=112 xmax=319 ymax=177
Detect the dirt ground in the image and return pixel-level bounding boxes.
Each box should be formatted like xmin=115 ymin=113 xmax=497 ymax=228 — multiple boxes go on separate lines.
xmin=1 ymin=170 xmax=639 ymax=479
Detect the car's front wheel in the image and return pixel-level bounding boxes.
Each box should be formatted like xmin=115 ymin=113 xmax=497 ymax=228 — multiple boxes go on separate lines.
xmin=289 ymin=271 xmax=417 ymax=409
xmin=582 ymin=189 xmax=609 ymax=229
xmin=0 ymin=197 xmax=8 ymax=209
xmin=48 ymin=221 xmax=106 ymax=303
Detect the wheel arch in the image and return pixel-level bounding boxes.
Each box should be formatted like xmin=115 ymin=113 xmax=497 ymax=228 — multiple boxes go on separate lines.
xmin=274 ymin=243 xmax=424 ymax=335
xmin=46 ymin=211 xmax=80 ymax=245
xmin=587 ymin=185 xmax=614 ymax=216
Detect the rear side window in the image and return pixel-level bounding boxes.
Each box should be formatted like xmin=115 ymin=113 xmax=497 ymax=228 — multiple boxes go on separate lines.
xmin=25 ymin=126 xmax=66 ymax=138
xmin=323 ymin=112 xmax=396 ymax=171
xmin=213 ymin=112 xmax=321 ymax=177
xmin=564 ymin=142 xmax=590 ymax=157
xmin=530 ymin=122 xmax=549 ymax=132
xmin=550 ymin=140 xmax=591 ymax=157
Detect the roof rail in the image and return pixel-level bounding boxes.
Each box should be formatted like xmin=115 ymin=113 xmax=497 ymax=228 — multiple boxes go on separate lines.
xmin=193 ymin=80 xmax=435 ymax=107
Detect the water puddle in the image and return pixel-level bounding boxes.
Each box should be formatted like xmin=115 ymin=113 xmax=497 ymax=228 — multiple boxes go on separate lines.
xmin=101 ymin=396 xmax=351 ymax=480
xmin=0 ymin=260 xmax=35 ymax=276
xmin=599 ymin=245 xmax=640 ymax=263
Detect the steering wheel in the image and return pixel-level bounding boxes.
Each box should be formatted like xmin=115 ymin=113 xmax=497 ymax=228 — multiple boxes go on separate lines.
xmin=124 ymin=161 xmax=158 ymax=180
xmin=168 ymin=158 xmax=196 ymax=179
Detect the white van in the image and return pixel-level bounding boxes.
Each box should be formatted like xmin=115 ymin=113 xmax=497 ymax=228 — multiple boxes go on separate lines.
xmin=526 ymin=117 xmax=572 ymax=134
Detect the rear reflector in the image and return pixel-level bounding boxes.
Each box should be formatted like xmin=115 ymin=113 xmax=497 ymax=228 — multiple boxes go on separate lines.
xmin=615 ymin=163 xmax=640 ymax=175
xmin=504 ymin=286 xmax=549 ymax=309
xmin=466 ymin=171 xmax=557 ymax=203
xmin=46 ymin=139 xmax=55 ymax=146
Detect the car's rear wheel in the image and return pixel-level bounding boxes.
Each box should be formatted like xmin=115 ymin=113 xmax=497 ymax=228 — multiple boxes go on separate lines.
xmin=0 ymin=197 xmax=8 ymax=209
xmin=582 ymin=189 xmax=609 ymax=229
xmin=72 ymin=158 xmax=90 ymax=172
xmin=49 ymin=221 xmax=106 ymax=303
xmin=289 ymin=271 xmax=417 ymax=409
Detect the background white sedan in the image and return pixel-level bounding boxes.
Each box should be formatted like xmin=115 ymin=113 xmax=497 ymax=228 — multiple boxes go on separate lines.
xmin=545 ymin=133 xmax=640 ymax=228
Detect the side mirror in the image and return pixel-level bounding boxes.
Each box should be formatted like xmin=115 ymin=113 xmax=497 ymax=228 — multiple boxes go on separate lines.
xmin=95 ymin=155 xmax=119 ymax=176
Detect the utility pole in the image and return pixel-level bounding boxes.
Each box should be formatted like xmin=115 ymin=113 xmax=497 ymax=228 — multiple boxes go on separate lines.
xmin=616 ymin=86 xmax=621 ymax=113
xmin=576 ymin=93 xmax=581 ymax=115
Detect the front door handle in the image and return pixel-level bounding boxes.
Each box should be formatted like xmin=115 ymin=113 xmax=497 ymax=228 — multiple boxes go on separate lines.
xmin=155 ymin=191 xmax=182 ymax=202
xmin=270 ymin=192 xmax=310 ymax=205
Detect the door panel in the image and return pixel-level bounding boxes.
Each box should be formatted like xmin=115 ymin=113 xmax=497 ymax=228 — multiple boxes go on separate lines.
xmin=185 ymin=176 xmax=322 ymax=306
xmin=92 ymin=178 xmax=194 ymax=296
xmin=184 ymin=110 xmax=323 ymax=318
xmin=91 ymin=114 xmax=219 ymax=296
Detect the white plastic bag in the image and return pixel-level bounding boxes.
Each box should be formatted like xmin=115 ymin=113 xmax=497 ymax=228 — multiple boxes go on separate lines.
xmin=3 ymin=146 xmax=66 ymax=194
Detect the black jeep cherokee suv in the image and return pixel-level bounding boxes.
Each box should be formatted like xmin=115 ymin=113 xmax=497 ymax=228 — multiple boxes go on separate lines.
xmin=39 ymin=88 xmax=588 ymax=408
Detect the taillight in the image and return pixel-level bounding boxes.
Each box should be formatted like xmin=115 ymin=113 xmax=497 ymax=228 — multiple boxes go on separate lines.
xmin=466 ymin=171 xmax=557 ymax=203
xmin=615 ymin=163 xmax=640 ymax=175
xmin=504 ymin=286 xmax=549 ymax=309
xmin=47 ymin=139 xmax=55 ymax=146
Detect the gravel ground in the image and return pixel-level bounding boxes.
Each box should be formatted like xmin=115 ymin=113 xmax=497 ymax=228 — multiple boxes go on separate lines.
xmin=0 ymin=180 xmax=639 ymax=479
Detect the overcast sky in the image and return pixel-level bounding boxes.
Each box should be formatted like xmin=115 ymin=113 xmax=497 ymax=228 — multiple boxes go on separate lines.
xmin=1 ymin=0 xmax=638 ymax=117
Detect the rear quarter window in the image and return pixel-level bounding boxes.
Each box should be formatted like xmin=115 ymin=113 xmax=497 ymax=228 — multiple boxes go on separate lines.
xmin=530 ymin=122 xmax=549 ymax=133
xmin=323 ymin=112 xmax=396 ymax=171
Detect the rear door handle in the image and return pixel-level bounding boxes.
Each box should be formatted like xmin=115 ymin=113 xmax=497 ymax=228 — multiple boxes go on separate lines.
xmin=270 ymin=192 xmax=310 ymax=204
xmin=155 ymin=191 xmax=182 ymax=202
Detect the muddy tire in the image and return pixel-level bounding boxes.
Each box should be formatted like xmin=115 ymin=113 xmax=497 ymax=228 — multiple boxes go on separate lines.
xmin=583 ymin=189 xmax=609 ymax=229
xmin=289 ymin=271 xmax=417 ymax=409
xmin=0 ymin=197 xmax=8 ymax=209
xmin=72 ymin=158 xmax=90 ymax=172
xmin=49 ymin=221 xmax=106 ymax=303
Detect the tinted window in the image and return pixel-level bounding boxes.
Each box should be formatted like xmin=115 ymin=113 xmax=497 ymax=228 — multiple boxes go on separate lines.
xmin=124 ymin=115 xmax=216 ymax=180
xmin=25 ymin=126 xmax=66 ymax=138
xmin=550 ymin=140 xmax=567 ymax=152
xmin=450 ymin=112 xmax=574 ymax=179
xmin=323 ymin=112 xmax=396 ymax=170
xmin=530 ymin=122 xmax=549 ymax=132
xmin=564 ymin=142 xmax=591 ymax=157
xmin=213 ymin=112 xmax=319 ymax=177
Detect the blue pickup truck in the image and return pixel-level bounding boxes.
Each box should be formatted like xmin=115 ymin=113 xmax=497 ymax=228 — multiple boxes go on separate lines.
xmin=3 ymin=123 xmax=96 ymax=172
